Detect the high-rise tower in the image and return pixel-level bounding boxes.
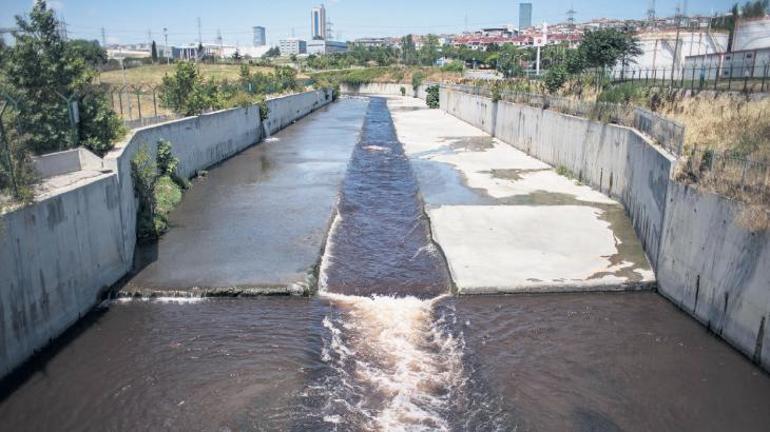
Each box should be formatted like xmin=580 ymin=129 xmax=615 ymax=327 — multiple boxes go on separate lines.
xmin=311 ymin=5 xmax=326 ymax=40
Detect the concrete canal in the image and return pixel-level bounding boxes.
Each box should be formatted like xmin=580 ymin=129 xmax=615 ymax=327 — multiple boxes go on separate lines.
xmin=1 ymin=97 xmax=769 ymax=431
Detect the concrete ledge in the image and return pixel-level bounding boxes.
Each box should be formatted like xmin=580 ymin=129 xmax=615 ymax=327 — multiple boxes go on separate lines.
xmin=456 ymin=280 xmax=656 ymax=295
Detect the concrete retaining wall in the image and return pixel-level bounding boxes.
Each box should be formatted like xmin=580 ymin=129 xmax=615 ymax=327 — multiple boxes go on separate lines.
xmin=263 ymin=89 xmax=331 ymax=135
xmin=440 ymin=88 xmax=496 ymax=135
xmin=341 ymin=83 xmax=412 ymax=97
xmin=657 ymin=183 xmax=770 ymax=370
xmin=0 ymin=90 xmax=332 ymax=378
xmin=492 ymin=99 xmax=674 ymax=265
xmin=0 ymin=173 xmax=125 ymax=377
xmin=340 ymin=83 xmax=430 ymax=100
xmin=440 ymin=87 xmax=770 ymax=370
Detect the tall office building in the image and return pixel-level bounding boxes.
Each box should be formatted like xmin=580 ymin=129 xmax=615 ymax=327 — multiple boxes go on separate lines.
xmin=519 ymin=2 xmax=533 ymax=30
xmin=252 ymin=26 xmax=266 ymax=47
xmin=311 ymin=5 xmax=326 ymax=40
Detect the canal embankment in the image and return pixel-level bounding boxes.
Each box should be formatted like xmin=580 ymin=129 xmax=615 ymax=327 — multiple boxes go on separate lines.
xmin=434 ymin=86 xmax=770 ymax=371
xmin=0 ymin=89 xmax=334 ymax=377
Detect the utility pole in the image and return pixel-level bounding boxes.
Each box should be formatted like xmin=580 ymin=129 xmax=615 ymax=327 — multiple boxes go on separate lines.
xmin=101 ymin=27 xmax=107 ymax=47
xmin=163 ymin=27 xmax=170 ymax=65
xmin=197 ymin=17 xmax=202 ymax=45
xmin=671 ymin=5 xmax=682 ymax=85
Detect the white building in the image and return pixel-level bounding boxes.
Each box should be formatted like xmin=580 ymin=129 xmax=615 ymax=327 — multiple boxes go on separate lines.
xmin=307 ymin=39 xmax=347 ymax=55
xmin=613 ymin=30 xmax=729 ymax=78
xmin=684 ymin=48 xmax=770 ymax=80
xmin=279 ymin=38 xmax=307 ymax=55
xmin=223 ymin=45 xmax=272 ymax=59
xmin=733 ymin=17 xmax=770 ymax=51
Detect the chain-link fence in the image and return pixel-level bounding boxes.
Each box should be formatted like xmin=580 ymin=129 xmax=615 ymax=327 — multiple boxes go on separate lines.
xmin=106 ymin=84 xmax=181 ymax=128
xmin=681 ymin=148 xmax=770 ymax=205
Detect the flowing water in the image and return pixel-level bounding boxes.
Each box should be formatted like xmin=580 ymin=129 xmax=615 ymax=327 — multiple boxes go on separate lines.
xmin=1 ymin=97 xmax=770 ymax=431
xmin=308 ymin=97 xmax=487 ymax=430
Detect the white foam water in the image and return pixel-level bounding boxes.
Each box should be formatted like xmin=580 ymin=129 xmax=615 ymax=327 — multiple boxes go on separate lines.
xmin=315 ymin=292 xmax=466 ymax=431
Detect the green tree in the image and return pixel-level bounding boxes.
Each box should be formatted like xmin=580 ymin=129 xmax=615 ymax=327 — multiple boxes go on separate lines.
xmin=578 ymin=29 xmax=642 ymax=71
xmin=544 ymin=64 xmax=568 ymax=94
xmin=400 ymin=35 xmax=418 ymax=65
xmin=68 ymin=39 xmax=107 ymax=67
xmin=419 ymin=34 xmax=440 ymax=66
xmin=2 ymin=1 xmax=123 ymax=156
xmin=159 ymin=62 xmax=218 ymax=116
xmin=263 ymin=46 xmax=280 ymax=58
xmin=151 ymin=40 xmax=158 ymax=63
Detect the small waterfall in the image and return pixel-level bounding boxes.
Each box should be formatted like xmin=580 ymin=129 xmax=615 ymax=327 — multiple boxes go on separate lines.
xmin=313 ymin=292 xmax=466 ymax=431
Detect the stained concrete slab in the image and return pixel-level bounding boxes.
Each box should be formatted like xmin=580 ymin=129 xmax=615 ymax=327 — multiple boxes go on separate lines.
xmin=123 ymin=97 xmax=369 ymax=296
xmin=388 ymin=96 xmax=655 ymax=294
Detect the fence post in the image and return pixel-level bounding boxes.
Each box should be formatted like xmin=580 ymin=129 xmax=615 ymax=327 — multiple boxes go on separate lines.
xmin=680 ymin=66 xmax=685 ymax=88
xmin=763 ymin=63 xmax=768 ymax=93
xmin=691 ymin=65 xmax=696 ymax=92
xmin=135 ymin=87 xmax=142 ymax=123
xmin=743 ymin=64 xmax=750 ymax=92
xmin=152 ymin=86 xmax=158 ymax=117
xmin=728 ymin=64 xmax=734 ymax=90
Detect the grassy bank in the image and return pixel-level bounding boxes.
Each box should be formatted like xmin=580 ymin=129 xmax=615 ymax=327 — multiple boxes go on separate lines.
xmin=99 ymin=63 xmax=302 ymax=87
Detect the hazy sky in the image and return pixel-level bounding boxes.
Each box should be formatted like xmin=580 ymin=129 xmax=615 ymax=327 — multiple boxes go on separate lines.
xmin=1 ymin=0 xmax=738 ymax=46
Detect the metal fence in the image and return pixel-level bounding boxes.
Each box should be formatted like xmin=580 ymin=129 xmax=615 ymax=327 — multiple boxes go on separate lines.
xmin=611 ymin=62 xmax=770 ymax=94
xmin=106 ymin=84 xmax=181 ymax=128
xmin=683 ymin=148 xmax=770 ymax=204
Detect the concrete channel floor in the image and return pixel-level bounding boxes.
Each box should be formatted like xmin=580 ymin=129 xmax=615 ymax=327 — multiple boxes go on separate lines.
xmin=388 ymin=96 xmax=655 ymax=294
xmin=123 ymin=98 xmax=369 ymax=296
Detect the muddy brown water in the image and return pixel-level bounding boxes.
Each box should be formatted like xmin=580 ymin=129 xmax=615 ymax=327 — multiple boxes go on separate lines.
xmin=1 ymin=97 xmax=769 ymax=431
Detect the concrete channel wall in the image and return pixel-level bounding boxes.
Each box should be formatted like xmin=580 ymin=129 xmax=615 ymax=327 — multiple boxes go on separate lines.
xmin=0 ymin=90 xmax=332 ymax=378
xmin=340 ymin=83 xmax=429 ymax=99
xmin=440 ymin=87 xmax=770 ymax=371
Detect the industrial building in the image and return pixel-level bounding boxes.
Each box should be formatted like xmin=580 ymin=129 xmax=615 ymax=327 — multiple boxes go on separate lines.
xmin=307 ymin=39 xmax=348 ymax=55
xmin=279 ymin=38 xmax=307 ymax=55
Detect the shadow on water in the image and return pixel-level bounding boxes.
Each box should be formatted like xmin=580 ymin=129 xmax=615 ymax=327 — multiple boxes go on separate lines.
xmin=320 ymin=97 xmax=452 ymax=298
xmin=0 ymin=304 xmax=110 ymax=403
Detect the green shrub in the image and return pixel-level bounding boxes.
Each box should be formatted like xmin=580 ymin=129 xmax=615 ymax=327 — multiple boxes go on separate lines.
xmin=597 ymin=82 xmax=646 ymax=104
xmin=441 ymin=62 xmax=464 ymax=73
xmin=412 ymin=71 xmax=426 ymax=90
xmin=426 ymin=85 xmax=440 ymax=108
xmin=400 ymin=86 xmax=406 ymax=96
xmin=131 ymin=140 xmax=183 ymax=240
xmin=544 ymin=65 xmax=568 ymax=94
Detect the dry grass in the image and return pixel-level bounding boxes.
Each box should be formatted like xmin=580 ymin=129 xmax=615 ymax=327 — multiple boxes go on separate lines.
xmin=658 ymin=95 xmax=770 ymax=161
xmin=98 ymin=63 xmax=279 ymax=87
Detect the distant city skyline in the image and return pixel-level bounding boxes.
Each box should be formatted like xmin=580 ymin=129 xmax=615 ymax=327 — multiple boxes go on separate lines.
xmin=0 ymin=0 xmax=740 ymax=46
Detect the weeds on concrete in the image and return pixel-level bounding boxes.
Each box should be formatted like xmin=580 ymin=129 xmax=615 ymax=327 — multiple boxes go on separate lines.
xmin=131 ymin=139 xmax=183 ymax=241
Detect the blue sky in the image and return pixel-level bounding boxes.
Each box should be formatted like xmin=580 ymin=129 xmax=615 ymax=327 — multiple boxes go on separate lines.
xmin=1 ymin=0 xmax=738 ymax=46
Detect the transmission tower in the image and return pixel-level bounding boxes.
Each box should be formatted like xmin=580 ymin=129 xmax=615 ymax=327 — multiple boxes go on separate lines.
xmin=647 ymin=0 xmax=656 ymax=28
xmin=326 ymin=20 xmax=334 ymax=40
xmin=567 ymin=5 xmax=577 ymax=32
